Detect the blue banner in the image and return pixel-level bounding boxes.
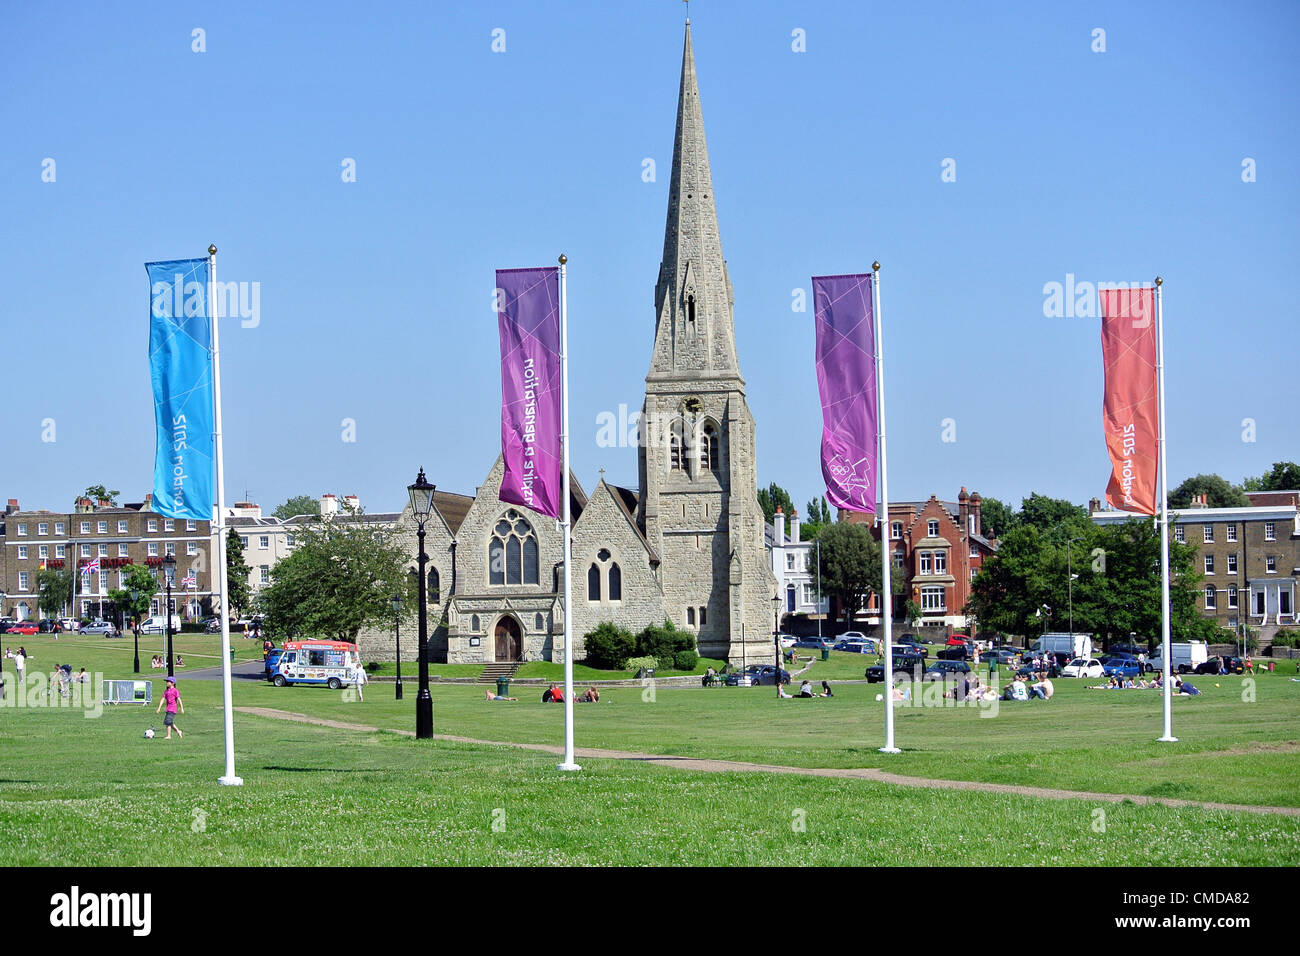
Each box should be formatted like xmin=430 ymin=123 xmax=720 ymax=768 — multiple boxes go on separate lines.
xmin=146 ymin=258 xmax=214 ymax=521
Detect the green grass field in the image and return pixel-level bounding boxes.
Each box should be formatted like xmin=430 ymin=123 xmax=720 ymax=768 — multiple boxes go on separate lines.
xmin=2 ymin=633 xmax=1298 ymax=865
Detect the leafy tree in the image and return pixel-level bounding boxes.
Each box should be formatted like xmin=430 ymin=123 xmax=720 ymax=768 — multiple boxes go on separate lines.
xmin=1168 ymin=474 xmax=1248 ymax=509
xmin=273 ymin=495 xmax=321 ymax=520
xmin=258 ymin=511 xmax=414 ymax=642
xmin=1018 ymin=494 xmax=1089 ymax=538
xmin=1243 ymin=461 xmax=1300 ymax=493
xmin=225 ymin=528 xmax=252 ymax=617
xmin=82 ymin=484 xmax=120 ymax=506
xmin=817 ymin=521 xmax=883 ymax=629
xmin=756 ymin=482 xmax=795 ymax=527
xmin=967 ymin=517 xmax=1215 ymax=648
xmin=37 ymin=567 xmax=75 ymax=618
xmin=582 ymin=622 xmax=636 ymax=669
xmin=106 ymin=564 xmax=164 ymax=627
xmin=978 ymin=496 xmax=1017 ymax=539
xmin=801 ymin=495 xmax=832 ymax=540
xmin=904 ymin=600 xmax=923 ymax=628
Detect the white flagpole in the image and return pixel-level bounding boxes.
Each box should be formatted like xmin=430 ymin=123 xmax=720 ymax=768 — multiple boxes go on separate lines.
xmin=874 ymin=262 xmax=899 ymax=754
xmin=209 ymin=244 xmax=243 ymax=784
xmin=1154 ymin=276 xmax=1176 ymax=742
xmin=557 ymin=253 xmax=580 ymax=772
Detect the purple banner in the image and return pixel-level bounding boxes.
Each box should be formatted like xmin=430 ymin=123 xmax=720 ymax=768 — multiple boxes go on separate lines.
xmin=813 ymin=274 xmax=878 ymax=514
xmin=496 ymin=267 xmax=562 ymax=519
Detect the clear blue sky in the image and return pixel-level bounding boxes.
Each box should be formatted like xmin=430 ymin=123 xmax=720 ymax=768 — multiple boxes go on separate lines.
xmin=3 ymin=0 xmax=1296 ymax=516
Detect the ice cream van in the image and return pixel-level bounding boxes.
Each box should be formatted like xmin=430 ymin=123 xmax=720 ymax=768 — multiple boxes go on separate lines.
xmin=271 ymin=640 xmax=360 ymax=689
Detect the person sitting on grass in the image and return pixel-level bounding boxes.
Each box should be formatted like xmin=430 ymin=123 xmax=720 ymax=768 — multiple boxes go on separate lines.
xmin=541 ymin=684 xmax=564 ymax=703
xmin=175 ymin=656 xmax=185 ymax=668
xmin=820 ymin=680 xmax=833 ymax=698
xmin=1003 ymin=676 xmax=1029 ymax=701
xmin=1029 ymin=676 xmax=1054 ymax=700
xmin=484 ymin=688 xmax=517 ymax=702
xmin=1174 ymin=677 xmax=1201 ymax=696
xmin=797 ymin=680 xmax=815 ymax=698
xmin=580 ymin=687 xmax=600 ymax=703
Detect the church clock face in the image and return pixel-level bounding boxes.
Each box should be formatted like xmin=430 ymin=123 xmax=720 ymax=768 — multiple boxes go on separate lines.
xmin=680 ymin=396 xmax=703 ymax=415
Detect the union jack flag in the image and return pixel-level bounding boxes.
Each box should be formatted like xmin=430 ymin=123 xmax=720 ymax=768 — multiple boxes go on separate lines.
xmin=181 ymin=572 xmax=197 ymax=588
xmin=81 ymin=557 xmax=100 ymax=577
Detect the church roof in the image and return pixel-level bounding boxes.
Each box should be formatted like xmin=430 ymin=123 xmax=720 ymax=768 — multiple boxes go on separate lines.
xmin=432 ymin=490 xmax=474 ymax=535
xmin=609 ymin=484 xmax=659 ymax=564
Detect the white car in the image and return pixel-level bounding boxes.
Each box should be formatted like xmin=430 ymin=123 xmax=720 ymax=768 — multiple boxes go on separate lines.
xmin=778 ymin=634 xmax=797 ymax=648
xmin=1062 ymin=657 xmax=1104 ymax=678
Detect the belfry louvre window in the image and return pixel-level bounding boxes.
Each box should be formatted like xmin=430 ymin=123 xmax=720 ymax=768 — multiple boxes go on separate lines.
xmin=700 ymin=422 xmax=720 ymax=474
xmin=489 ymin=510 xmax=539 ymax=585
xmin=670 ymin=420 xmax=685 ymax=471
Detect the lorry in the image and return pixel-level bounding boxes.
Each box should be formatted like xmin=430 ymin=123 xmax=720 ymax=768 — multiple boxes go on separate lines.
xmin=1031 ymin=632 xmax=1093 ymax=661
xmin=1152 ymin=640 xmax=1209 ymax=674
xmin=270 ymin=639 xmax=361 ymax=689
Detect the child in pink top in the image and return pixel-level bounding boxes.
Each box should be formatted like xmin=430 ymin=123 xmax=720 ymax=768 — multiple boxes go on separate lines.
xmin=155 ymin=676 xmax=184 ymax=739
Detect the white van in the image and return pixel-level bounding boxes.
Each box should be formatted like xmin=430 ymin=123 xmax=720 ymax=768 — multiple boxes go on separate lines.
xmin=1033 ymin=632 xmax=1093 ymax=660
xmin=139 ymin=614 xmax=181 ymax=635
xmin=1153 ymin=641 xmax=1209 ymax=674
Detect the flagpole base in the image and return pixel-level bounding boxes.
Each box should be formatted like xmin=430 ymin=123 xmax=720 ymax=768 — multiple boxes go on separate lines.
xmin=878 ymin=747 xmax=901 ymax=754
xmin=218 ymin=775 xmax=244 ymax=786
xmin=1157 ymin=736 xmax=1178 ymax=743
xmin=557 ymin=762 xmax=582 ymax=772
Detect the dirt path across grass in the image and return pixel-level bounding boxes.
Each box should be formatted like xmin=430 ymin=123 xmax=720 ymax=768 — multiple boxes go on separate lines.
xmin=235 ymin=706 xmax=1300 ymax=817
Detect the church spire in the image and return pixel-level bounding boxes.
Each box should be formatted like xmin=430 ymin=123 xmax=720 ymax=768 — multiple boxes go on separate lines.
xmin=650 ymin=21 xmax=740 ymax=380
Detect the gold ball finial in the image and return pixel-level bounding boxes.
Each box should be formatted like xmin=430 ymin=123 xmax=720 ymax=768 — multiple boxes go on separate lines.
xmin=208 ymin=244 xmax=217 ymax=255
xmin=872 ymin=260 xmax=881 ymax=272
xmin=558 ymin=254 xmax=568 ymax=265
xmin=1155 ymin=275 xmax=1163 ymax=286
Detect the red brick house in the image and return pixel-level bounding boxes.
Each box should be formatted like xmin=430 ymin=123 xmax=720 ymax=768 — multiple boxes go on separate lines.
xmin=837 ymin=487 xmax=998 ymax=639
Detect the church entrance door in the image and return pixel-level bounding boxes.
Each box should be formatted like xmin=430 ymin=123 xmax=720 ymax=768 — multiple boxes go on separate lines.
xmin=494 ymin=616 xmax=523 ymax=662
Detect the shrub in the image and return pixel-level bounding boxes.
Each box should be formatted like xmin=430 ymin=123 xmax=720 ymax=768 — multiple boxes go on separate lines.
xmin=180 ymin=622 xmax=205 ymax=633
xmin=635 ymin=619 xmax=695 ymax=666
xmin=624 ymin=656 xmax=658 ymax=675
xmin=583 ymin=622 xmax=636 ymax=670
xmin=1271 ymin=629 xmax=1297 ymax=649
xmin=672 ymin=649 xmax=699 ymax=671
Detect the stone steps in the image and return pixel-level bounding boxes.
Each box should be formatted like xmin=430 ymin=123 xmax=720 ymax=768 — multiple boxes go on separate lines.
xmin=478 ymin=662 xmax=520 ymax=683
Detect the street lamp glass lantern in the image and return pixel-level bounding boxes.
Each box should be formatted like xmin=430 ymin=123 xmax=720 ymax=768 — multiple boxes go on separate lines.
xmin=408 ymin=468 xmax=436 ymax=521
xmin=391 ymin=593 xmax=402 ymax=614
xmin=162 ymin=553 xmax=176 ymax=586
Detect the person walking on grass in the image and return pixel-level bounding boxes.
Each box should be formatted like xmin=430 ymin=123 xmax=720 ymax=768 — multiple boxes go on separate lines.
xmin=353 ymin=664 xmax=367 ymax=702
xmin=156 ymin=676 xmax=183 ymax=739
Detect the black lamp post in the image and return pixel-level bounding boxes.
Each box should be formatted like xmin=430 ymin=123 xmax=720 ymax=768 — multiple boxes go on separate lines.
xmin=163 ymin=554 xmax=176 ymax=678
xmin=130 ymin=588 xmax=141 ymax=674
xmin=392 ymin=592 xmax=403 ymax=701
xmin=773 ymin=593 xmax=782 ymax=699
xmin=408 ymin=468 xmax=436 ymax=739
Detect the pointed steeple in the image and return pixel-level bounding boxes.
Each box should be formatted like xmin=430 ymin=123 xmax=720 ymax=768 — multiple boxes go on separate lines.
xmin=649 ymin=21 xmax=740 ymax=381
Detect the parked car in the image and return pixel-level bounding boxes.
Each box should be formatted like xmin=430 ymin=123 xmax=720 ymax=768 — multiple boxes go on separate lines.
xmin=792 ymin=637 xmax=833 ymax=650
xmin=725 ymin=664 xmax=790 ymax=687
xmin=1102 ymin=654 xmax=1148 ymax=678
xmin=78 ymin=620 xmax=120 ymax=637
xmin=924 ymin=660 xmax=972 ymax=680
xmin=1194 ymin=656 xmax=1244 ymax=676
xmin=5 ymin=622 xmax=40 ymax=635
xmin=837 ymin=631 xmax=870 ymax=643
xmin=1061 ymin=657 xmax=1105 ymax=678
xmin=865 ymin=653 xmax=926 ymax=682
xmin=37 ymin=619 xmax=60 ymax=633
xmin=833 ymin=639 xmax=876 ymax=654
xmin=984 ymin=648 xmax=1020 ymax=665
xmin=892 ymin=638 xmax=929 ymax=658
xmin=777 ymin=634 xmax=797 ymax=648
xmin=58 ymin=618 xmax=78 ymax=632
xmin=936 ymin=644 xmax=973 ymax=661
xmin=1109 ymin=643 xmax=1147 ymax=657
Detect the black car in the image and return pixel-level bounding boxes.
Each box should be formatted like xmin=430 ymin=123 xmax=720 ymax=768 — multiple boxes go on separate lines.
xmin=936 ymin=645 xmax=973 ymax=661
xmin=865 ymin=653 xmax=926 ymax=682
xmin=924 ymin=660 xmax=972 ymax=680
xmin=891 ymin=639 xmax=929 ymax=659
xmin=1194 ymin=656 xmax=1244 ymax=675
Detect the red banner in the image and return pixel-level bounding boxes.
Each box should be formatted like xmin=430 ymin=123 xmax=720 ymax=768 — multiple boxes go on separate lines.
xmin=1100 ymin=287 xmax=1158 ymax=515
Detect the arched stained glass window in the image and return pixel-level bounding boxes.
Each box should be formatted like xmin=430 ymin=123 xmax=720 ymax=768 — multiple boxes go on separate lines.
xmin=489 ymin=510 xmax=539 ymax=585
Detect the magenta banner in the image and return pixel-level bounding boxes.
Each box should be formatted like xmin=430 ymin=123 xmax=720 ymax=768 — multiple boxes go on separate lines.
xmin=813 ymin=274 xmax=878 ymax=514
xmin=496 ymin=267 xmax=562 ymax=519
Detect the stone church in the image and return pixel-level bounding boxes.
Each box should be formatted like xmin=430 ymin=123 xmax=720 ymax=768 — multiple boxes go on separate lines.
xmin=359 ymin=22 xmax=776 ymax=667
